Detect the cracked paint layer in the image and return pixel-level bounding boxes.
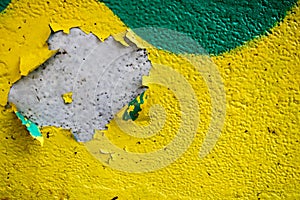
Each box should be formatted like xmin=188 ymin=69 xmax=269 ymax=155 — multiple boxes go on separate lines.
xmin=9 ymin=28 xmax=152 ymax=142
xmin=0 ymin=0 xmax=299 ymax=199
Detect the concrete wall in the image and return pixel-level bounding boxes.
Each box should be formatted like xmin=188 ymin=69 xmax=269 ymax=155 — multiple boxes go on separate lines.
xmin=0 ymin=0 xmax=299 ymax=199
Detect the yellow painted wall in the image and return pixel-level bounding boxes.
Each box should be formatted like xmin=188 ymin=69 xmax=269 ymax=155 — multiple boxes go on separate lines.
xmin=0 ymin=0 xmax=299 ymax=199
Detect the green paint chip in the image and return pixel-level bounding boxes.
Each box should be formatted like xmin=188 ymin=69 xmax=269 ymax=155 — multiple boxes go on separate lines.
xmin=123 ymin=91 xmax=146 ymax=121
xmin=14 ymin=110 xmax=44 ymax=145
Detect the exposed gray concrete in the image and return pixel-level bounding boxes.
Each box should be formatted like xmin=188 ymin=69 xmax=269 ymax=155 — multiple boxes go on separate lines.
xmin=9 ymin=28 xmax=152 ymax=141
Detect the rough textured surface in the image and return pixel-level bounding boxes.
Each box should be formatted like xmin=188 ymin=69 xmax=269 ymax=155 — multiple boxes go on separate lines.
xmin=9 ymin=28 xmax=151 ymax=142
xmin=101 ymin=0 xmax=297 ymax=55
xmin=0 ymin=0 xmax=299 ymax=199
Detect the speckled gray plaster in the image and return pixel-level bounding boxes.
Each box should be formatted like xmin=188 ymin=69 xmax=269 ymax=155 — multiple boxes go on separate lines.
xmin=9 ymin=28 xmax=152 ymax=141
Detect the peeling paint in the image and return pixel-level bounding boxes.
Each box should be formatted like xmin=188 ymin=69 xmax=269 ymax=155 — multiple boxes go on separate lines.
xmin=0 ymin=0 xmax=126 ymax=106
xmin=122 ymin=91 xmax=148 ymax=121
xmin=11 ymin=104 xmax=43 ymax=146
xmin=19 ymin=48 xmax=57 ymax=77
xmin=9 ymin=28 xmax=152 ymax=142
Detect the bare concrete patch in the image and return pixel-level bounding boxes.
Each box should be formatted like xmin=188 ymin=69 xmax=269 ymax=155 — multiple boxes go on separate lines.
xmin=9 ymin=28 xmax=152 ymax=141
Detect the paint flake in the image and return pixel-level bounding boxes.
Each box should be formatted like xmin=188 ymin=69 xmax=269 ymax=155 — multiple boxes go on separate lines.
xmin=11 ymin=104 xmax=44 ymax=146
xmin=62 ymin=92 xmax=73 ymax=104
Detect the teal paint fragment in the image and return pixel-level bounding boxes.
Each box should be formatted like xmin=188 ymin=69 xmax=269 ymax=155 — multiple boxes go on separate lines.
xmin=14 ymin=110 xmax=44 ymax=145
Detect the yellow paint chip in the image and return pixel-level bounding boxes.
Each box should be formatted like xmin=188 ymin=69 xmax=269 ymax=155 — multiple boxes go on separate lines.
xmin=62 ymin=92 xmax=73 ymax=104
xmin=112 ymin=31 xmax=130 ymax=46
xmin=20 ymin=49 xmax=58 ymax=76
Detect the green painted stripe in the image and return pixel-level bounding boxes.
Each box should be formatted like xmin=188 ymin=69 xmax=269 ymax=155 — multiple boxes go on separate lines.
xmin=0 ymin=0 xmax=11 ymax=13
xmin=101 ymin=0 xmax=297 ymax=55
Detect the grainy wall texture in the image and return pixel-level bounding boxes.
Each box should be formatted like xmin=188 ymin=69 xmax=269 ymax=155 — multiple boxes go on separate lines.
xmin=0 ymin=0 xmax=299 ymax=199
